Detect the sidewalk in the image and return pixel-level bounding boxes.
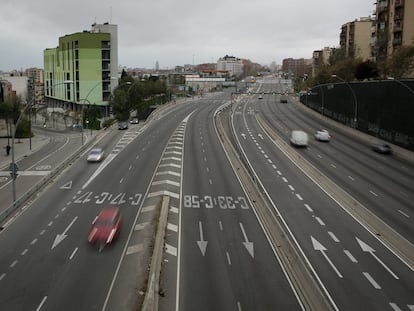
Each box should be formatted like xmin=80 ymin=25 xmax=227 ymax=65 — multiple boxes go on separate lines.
xmin=0 ymin=132 xmax=50 ymax=171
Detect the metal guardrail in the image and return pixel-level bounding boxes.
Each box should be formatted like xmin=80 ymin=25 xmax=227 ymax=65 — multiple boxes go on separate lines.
xmin=0 ymin=133 xmax=98 ymax=224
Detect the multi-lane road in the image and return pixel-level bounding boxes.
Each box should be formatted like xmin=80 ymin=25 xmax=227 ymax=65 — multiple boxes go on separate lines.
xmin=0 ymin=81 xmax=413 ymax=310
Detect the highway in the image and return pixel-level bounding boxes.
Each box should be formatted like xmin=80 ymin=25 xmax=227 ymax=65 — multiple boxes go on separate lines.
xmin=0 ymin=84 xmax=413 ymax=311
xmin=158 ymin=95 xmax=302 ymax=310
xmin=0 ymin=98 xmax=199 ymax=310
xmin=230 ymin=77 xmax=414 ymax=310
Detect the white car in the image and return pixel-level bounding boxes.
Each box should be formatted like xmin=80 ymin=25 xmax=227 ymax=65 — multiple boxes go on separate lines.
xmin=290 ymin=130 xmax=309 ymax=147
xmin=315 ymin=129 xmax=331 ymax=142
xmin=87 ymin=148 xmax=104 ymax=162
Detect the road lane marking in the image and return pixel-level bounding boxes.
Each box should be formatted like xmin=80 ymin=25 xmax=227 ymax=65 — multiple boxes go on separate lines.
xmin=348 ymin=175 xmax=355 ymax=181
xmin=304 ymin=204 xmax=313 ymax=212
xmin=10 ymin=260 xmax=18 ymax=268
xmin=165 ymin=243 xmax=177 ymax=256
xmin=69 ymin=247 xmax=78 ymax=260
xmin=328 ymin=231 xmax=339 ymax=242
xmin=282 ymin=177 xmax=288 ymax=183
xmin=36 ymin=296 xmax=47 ymax=311
xmin=363 ymin=272 xmax=381 ymax=289
xmin=295 ymin=194 xmax=303 ymax=200
xmin=167 ymin=223 xmax=178 ymax=232
xmin=288 ymin=185 xmax=295 ymax=191
xmin=21 ymin=249 xmax=28 ymax=255
xmin=126 ymin=244 xmax=143 ymax=255
xmin=398 ymin=210 xmax=410 ymax=218
xmin=226 ymin=252 xmax=232 ymax=265
xmin=389 ymin=302 xmax=402 ymax=311
xmin=315 ymin=217 xmax=325 ymax=226
xmin=369 ymin=190 xmax=378 ymax=197
xmin=0 ymin=273 xmax=5 ymax=281
xmin=152 ymin=180 xmax=180 ymax=187
xmin=311 ymin=236 xmax=343 ymax=278
xmin=356 ymin=237 xmax=399 ymax=279
xmin=344 ymin=250 xmax=358 ymax=263
xmin=141 ymin=205 xmax=156 ymax=213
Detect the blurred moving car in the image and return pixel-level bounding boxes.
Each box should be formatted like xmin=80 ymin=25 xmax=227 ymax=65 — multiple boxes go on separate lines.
xmin=315 ymin=129 xmax=331 ymax=142
xmin=290 ymin=130 xmax=309 ymax=147
xmin=88 ymin=206 xmax=122 ymax=251
xmin=87 ymin=148 xmax=104 ymax=162
xmin=372 ymin=143 xmax=392 ymax=154
xmin=130 ymin=117 xmax=139 ymax=124
xmin=118 ymin=121 xmax=128 ymax=130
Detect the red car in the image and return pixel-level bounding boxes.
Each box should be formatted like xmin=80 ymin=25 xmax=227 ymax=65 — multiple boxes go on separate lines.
xmin=88 ymin=206 xmax=122 ymax=251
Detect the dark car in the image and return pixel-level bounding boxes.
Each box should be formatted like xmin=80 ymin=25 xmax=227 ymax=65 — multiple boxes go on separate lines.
xmin=372 ymin=143 xmax=392 ymax=154
xmin=118 ymin=121 xmax=128 ymax=130
xmin=88 ymin=206 xmax=122 ymax=251
xmin=130 ymin=117 xmax=139 ymax=124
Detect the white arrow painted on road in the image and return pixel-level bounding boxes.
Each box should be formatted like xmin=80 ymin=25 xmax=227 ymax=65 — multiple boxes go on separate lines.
xmin=197 ymin=221 xmax=208 ymax=256
xmin=311 ymin=236 xmax=343 ymax=278
xmin=51 ymin=216 xmax=78 ymax=250
xmin=241 ymin=133 xmax=246 ymax=140
xmin=258 ymin=133 xmax=264 ymax=140
xmin=60 ymin=181 xmax=72 ymax=189
xmin=356 ymin=237 xmax=399 ymax=279
xmin=239 ymin=223 xmax=254 ymax=258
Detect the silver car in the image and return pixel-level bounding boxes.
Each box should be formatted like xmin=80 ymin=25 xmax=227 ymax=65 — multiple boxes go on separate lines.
xmin=87 ymin=148 xmax=104 ymax=162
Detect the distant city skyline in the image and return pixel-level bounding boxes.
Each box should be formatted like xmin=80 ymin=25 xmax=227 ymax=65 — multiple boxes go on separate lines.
xmin=0 ymin=0 xmax=374 ymax=71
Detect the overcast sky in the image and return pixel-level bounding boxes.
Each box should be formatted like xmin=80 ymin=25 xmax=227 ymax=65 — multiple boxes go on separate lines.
xmin=0 ymin=0 xmax=374 ymax=71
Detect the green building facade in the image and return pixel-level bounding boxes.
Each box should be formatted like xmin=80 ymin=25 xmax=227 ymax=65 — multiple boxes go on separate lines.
xmin=44 ymin=23 xmax=118 ymax=112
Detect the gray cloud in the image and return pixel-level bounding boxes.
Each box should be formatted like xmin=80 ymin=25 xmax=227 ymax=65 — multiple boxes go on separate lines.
xmin=0 ymin=0 xmax=374 ymax=70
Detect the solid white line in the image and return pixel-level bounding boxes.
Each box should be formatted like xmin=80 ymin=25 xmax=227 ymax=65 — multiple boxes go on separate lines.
xmin=363 ymin=272 xmax=381 ymax=289
xmin=69 ymin=247 xmax=78 ymax=260
xmin=36 ymin=296 xmax=47 ymax=311
xmin=344 ymin=250 xmax=358 ymax=263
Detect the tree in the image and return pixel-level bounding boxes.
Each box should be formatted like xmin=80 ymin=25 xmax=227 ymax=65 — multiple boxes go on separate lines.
xmin=354 ymin=60 xmax=379 ymax=80
xmin=385 ymin=45 xmax=414 ymax=78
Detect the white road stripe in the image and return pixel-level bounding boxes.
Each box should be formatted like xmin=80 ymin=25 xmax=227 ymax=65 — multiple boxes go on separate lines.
xmin=315 ymin=217 xmax=325 ymax=226
xmin=398 ymin=210 xmax=410 ymax=218
xmin=344 ymin=250 xmax=358 ymax=263
xmin=389 ymin=303 xmax=402 ymax=311
xmin=167 ymin=223 xmax=178 ymax=232
xmin=328 ymin=231 xmax=340 ymax=242
xmin=165 ymin=244 xmax=177 ymax=256
xmin=304 ymin=204 xmax=313 ymax=212
xmin=363 ymin=272 xmax=381 ymax=289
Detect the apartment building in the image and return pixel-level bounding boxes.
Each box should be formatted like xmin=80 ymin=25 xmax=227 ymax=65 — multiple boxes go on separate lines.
xmin=312 ymin=47 xmax=332 ymax=77
xmin=282 ymin=58 xmax=312 ymax=77
xmin=373 ymin=0 xmax=414 ymax=62
xmin=340 ymin=17 xmax=373 ymax=60
xmin=43 ymin=22 xmax=118 ymax=112
xmin=217 ymin=55 xmax=243 ymax=77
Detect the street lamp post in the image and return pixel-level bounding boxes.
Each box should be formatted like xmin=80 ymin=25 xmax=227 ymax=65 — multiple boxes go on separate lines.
xmin=331 ymin=74 xmax=358 ymax=128
xmin=387 ymin=77 xmax=414 ymax=96
xmin=8 ymin=80 xmax=73 ymax=208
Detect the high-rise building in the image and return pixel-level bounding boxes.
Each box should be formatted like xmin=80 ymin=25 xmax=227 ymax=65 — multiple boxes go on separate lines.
xmin=217 ymin=55 xmax=243 ymax=77
xmin=373 ymin=0 xmax=414 ymax=63
xmin=43 ymin=22 xmax=118 ymax=112
xmin=340 ymin=17 xmax=373 ymax=60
